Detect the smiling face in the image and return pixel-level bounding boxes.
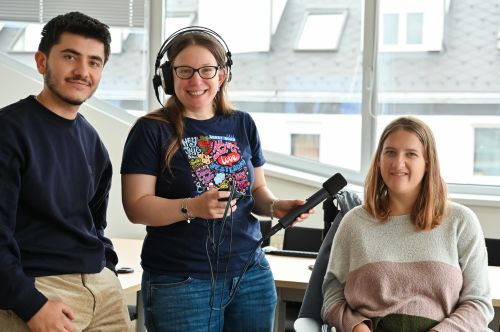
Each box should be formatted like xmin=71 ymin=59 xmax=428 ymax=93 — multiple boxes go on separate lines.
xmin=172 ymin=44 xmax=226 ymax=119
xmin=35 ymin=32 xmax=105 ymax=116
xmin=379 ymin=129 xmax=427 ymax=205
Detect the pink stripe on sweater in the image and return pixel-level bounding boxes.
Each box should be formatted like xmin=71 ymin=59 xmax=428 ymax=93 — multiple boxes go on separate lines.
xmin=344 ymin=261 xmax=462 ymax=321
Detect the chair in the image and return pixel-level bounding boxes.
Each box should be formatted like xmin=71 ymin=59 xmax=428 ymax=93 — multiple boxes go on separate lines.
xmin=294 ymin=191 xmax=362 ymax=332
xmin=130 ymin=290 xmax=146 ymax=332
xmin=283 ymin=226 xmax=323 ymax=253
xmin=260 ymin=219 xmax=272 ymax=247
xmin=281 ymin=226 xmax=324 ymax=331
xmin=484 ymin=238 xmax=500 ymax=332
xmin=485 ymin=238 xmax=500 ymax=266
xmin=128 ymin=304 xmax=137 ymax=321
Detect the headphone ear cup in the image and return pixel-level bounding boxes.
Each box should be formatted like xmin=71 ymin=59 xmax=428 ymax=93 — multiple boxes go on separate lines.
xmin=226 ymin=52 xmax=233 ymax=82
xmin=152 ymin=73 xmax=162 ymax=94
xmin=160 ymin=61 xmax=175 ymax=96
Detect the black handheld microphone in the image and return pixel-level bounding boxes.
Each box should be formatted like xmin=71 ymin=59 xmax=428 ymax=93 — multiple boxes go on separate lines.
xmin=265 ymin=173 xmax=347 ymax=239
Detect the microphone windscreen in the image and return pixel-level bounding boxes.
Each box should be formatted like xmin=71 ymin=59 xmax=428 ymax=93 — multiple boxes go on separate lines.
xmin=323 ymin=173 xmax=347 ymax=196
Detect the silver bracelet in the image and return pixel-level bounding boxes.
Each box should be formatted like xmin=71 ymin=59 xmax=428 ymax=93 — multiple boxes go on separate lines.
xmin=180 ymin=198 xmax=194 ymax=223
xmin=270 ymin=199 xmax=279 ymax=221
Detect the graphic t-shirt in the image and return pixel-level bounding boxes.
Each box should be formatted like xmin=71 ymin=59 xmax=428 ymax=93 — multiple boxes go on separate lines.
xmin=121 ymin=110 xmax=265 ymax=278
xmin=182 ymin=134 xmax=251 ymax=194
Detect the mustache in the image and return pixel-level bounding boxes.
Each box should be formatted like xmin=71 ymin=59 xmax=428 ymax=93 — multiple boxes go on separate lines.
xmin=66 ymin=75 xmax=91 ymax=85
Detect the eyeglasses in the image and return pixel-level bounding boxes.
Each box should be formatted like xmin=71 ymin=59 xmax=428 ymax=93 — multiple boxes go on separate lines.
xmin=173 ymin=65 xmax=220 ymax=80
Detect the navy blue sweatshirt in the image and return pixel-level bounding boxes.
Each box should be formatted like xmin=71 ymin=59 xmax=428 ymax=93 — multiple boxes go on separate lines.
xmin=0 ymin=96 xmax=117 ymax=321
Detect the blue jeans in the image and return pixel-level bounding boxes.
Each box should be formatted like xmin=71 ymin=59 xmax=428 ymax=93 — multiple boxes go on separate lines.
xmin=142 ymin=254 xmax=277 ymax=332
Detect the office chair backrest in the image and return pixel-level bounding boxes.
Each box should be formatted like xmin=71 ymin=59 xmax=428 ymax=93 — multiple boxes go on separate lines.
xmin=485 ymin=238 xmax=500 ymax=266
xmin=323 ymin=196 xmax=340 ymax=240
xmin=283 ymin=226 xmax=323 ymax=252
xmin=260 ymin=220 xmax=272 ymax=247
xmin=297 ymin=190 xmax=362 ymax=323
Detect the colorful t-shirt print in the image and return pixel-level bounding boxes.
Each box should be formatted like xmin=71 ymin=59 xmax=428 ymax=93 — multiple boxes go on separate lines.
xmin=182 ymin=135 xmax=251 ymax=195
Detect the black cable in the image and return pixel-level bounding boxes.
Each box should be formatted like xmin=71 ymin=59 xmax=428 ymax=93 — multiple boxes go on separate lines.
xmin=216 ymin=183 xmax=237 ymax=331
xmin=221 ymin=236 xmax=265 ymax=308
xmin=206 ymin=236 xmax=215 ymax=332
xmin=217 ymin=211 xmax=234 ymax=331
xmin=206 ymin=181 xmax=237 ymax=331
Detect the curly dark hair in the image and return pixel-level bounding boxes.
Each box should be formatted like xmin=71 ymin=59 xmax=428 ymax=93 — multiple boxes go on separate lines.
xmin=38 ymin=12 xmax=111 ymax=63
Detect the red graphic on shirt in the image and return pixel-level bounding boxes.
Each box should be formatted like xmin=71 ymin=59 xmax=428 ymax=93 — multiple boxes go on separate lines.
xmin=217 ymin=152 xmax=240 ymax=166
xmin=198 ymin=136 xmax=212 ymax=154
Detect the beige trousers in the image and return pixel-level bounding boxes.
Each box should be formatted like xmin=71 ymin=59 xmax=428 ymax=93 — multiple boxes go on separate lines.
xmin=0 ymin=267 xmax=131 ymax=332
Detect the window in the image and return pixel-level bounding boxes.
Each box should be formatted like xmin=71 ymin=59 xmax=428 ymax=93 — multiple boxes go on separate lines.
xmin=381 ymin=12 xmax=424 ymax=48
xmin=497 ymin=26 xmax=500 ymax=50
xmin=1 ymin=1 xmax=149 ymax=113
xmin=3 ymin=0 xmax=499 ymax=195
xmin=165 ymin=14 xmax=195 ymax=36
xmin=379 ymin=0 xmax=446 ymax=52
xmin=406 ymin=13 xmax=423 ymax=44
xmin=377 ymin=0 xmax=500 ymax=188
xmin=11 ymin=24 xmax=43 ymax=52
xmin=382 ymin=13 xmax=398 ymax=45
xmin=291 ymin=134 xmax=320 ymax=160
xmin=295 ymin=12 xmax=347 ymax=51
xmin=166 ymin=0 xmax=363 ymax=173
xmin=0 ymin=0 xmax=145 ymax=27
xmin=474 ymin=128 xmax=500 ymax=177
xmin=198 ymin=0 xmax=272 ymax=53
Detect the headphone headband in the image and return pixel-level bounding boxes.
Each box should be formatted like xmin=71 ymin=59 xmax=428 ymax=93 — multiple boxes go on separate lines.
xmin=152 ymin=26 xmax=233 ymax=106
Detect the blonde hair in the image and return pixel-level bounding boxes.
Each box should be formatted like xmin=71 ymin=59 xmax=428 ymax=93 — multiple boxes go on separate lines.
xmin=363 ymin=116 xmax=448 ymax=231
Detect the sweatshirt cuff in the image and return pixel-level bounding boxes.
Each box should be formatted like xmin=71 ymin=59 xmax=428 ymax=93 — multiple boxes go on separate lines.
xmin=12 ymin=287 xmax=47 ymax=322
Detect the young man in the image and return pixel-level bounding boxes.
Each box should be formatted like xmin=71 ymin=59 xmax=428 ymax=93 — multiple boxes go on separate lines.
xmin=0 ymin=12 xmax=130 ymax=332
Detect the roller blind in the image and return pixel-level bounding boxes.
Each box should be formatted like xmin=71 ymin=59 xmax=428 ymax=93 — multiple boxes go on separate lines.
xmin=0 ymin=0 xmax=145 ymax=27
xmin=0 ymin=0 xmax=39 ymax=22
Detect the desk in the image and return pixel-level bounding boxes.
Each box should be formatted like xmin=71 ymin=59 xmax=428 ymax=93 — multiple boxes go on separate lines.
xmin=267 ymin=254 xmax=314 ymax=332
xmin=113 ymin=238 xmax=144 ymax=332
xmin=113 ymin=238 xmax=143 ymax=294
xmin=112 ymin=238 xmax=500 ymax=331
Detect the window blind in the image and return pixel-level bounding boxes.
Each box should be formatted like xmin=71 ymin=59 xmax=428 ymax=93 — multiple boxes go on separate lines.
xmin=0 ymin=0 xmax=145 ymax=27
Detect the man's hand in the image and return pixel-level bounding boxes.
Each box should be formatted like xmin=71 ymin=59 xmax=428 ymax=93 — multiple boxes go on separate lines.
xmin=27 ymin=300 xmax=77 ymax=332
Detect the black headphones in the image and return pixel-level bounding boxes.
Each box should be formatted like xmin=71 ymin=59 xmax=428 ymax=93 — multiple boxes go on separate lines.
xmin=152 ymin=26 xmax=233 ymax=105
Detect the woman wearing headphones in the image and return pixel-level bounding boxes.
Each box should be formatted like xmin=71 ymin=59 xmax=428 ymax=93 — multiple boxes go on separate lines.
xmin=120 ymin=27 xmax=312 ymax=332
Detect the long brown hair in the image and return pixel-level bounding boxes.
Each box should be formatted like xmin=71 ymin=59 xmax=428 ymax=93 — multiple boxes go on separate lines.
xmin=364 ymin=116 xmax=448 ymax=231
xmin=144 ymin=31 xmax=234 ymax=172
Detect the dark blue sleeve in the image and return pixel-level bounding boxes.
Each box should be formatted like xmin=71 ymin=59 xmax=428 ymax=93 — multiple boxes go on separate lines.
xmin=121 ymin=118 xmax=165 ymax=176
xmin=243 ymin=112 xmax=265 ymax=167
xmin=89 ymin=152 xmax=117 ymax=272
xmin=0 ymin=116 xmax=47 ymax=321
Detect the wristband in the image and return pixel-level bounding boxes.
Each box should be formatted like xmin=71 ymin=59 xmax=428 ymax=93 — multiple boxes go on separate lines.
xmin=181 ymin=198 xmax=194 ymax=222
